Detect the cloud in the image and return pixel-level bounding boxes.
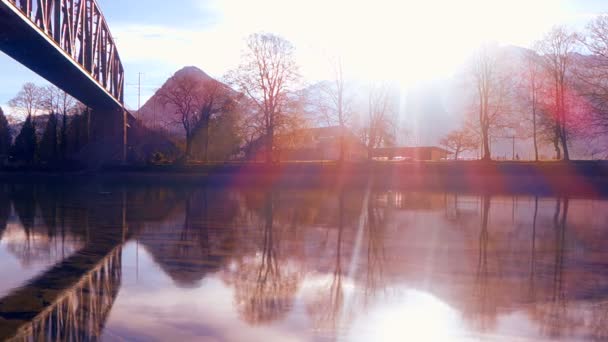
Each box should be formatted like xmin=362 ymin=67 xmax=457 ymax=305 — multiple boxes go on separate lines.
xmin=198 ymin=0 xmax=575 ymax=83
xmin=113 ymin=24 xmax=241 ymax=78
xmin=86 ymin=0 xmax=603 ymax=108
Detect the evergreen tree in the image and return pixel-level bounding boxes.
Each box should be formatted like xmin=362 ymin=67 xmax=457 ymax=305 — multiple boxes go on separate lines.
xmin=39 ymin=112 xmax=58 ymax=162
xmin=60 ymin=113 xmax=68 ymax=160
xmin=0 ymin=107 xmax=11 ymax=158
xmin=11 ymin=115 xmax=37 ymax=164
xmin=67 ymin=113 xmax=82 ymax=154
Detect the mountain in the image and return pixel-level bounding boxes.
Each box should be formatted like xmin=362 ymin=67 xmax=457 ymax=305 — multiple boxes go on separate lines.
xmin=135 ymin=66 xmax=216 ymax=137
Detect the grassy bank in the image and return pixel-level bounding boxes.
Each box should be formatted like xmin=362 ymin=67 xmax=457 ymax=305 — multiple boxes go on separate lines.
xmin=0 ymin=160 xmax=606 ymax=196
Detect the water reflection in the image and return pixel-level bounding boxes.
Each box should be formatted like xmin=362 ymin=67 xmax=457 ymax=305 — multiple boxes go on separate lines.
xmin=0 ymin=185 xmax=608 ymax=340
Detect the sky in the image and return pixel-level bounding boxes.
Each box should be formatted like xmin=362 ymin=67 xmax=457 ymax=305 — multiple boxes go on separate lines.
xmin=0 ymin=0 xmax=605 ymax=112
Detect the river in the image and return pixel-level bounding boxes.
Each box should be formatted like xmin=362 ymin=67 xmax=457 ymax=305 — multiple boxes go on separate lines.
xmin=0 ymin=184 xmax=606 ymax=341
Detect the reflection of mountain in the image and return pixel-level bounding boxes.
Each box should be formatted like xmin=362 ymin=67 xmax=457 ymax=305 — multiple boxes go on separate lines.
xmin=138 ymin=189 xmax=239 ymax=288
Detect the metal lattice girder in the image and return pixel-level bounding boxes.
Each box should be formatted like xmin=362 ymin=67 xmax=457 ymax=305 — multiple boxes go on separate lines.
xmin=1 ymin=0 xmax=124 ymax=106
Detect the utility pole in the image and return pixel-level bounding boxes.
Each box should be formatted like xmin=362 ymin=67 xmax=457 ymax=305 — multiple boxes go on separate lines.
xmin=137 ymin=72 xmax=143 ymax=117
xmin=512 ymin=135 xmax=515 ymax=160
xmin=122 ymin=107 xmax=127 ymax=164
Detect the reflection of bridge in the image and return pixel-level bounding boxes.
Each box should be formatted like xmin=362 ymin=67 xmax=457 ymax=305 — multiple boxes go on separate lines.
xmin=0 ymin=0 xmax=128 ymax=160
xmin=0 ymin=243 xmax=123 ymax=341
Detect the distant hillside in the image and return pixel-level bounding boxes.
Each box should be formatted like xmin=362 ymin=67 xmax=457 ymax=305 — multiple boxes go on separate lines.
xmin=436 ymin=45 xmax=606 ymax=159
xmin=136 ymin=66 xmax=217 ymax=137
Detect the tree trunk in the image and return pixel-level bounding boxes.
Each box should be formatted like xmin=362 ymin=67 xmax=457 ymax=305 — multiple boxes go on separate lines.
xmin=482 ymin=127 xmax=491 ymax=160
xmin=559 ymin=82 xmax=570 ymax=161
xmin=532 ymin=108 xmax=539 ymax=162
xmin=266 ymin=127 xmax=274 ymax=164
xmin=185 ymin=134 xmax=193 ymax=161
xmin=560 ymin=128 xmax=570 ymax=161
xmin=202 ymin=121 xmax=210 ymax=163
xmin=339 ymin=129 xmax=345 ymax=163
xmin=553 ymin=137 xmax=561 ymax=160
xmin=60 ymin=113 xmax=67 ymax=160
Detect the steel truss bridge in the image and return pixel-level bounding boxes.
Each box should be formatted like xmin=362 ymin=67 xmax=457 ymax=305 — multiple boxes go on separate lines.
xmin=0 ymin=0 xmax=124 ymax=110
xmin=0 ymin=0 xmax=128 ymax=160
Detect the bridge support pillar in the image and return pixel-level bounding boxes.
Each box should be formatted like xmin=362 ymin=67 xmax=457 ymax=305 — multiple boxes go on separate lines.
xmin=85 ymin=107 xmax=127 ymax=165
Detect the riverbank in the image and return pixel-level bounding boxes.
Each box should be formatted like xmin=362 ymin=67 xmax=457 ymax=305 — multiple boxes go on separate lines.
xmin=0 ymin=160 xmax=606 ymax=196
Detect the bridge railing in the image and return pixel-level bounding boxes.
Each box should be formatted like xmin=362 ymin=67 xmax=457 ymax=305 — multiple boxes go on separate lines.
xmin=5 ymin=0 xmax=124 ymax=104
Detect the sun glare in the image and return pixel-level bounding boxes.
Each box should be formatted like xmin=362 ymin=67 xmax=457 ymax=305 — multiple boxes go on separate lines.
xmin=212 ymin=0 xmax=566 ymax=87
xmin=349 ymin=290 xmax=464 ymax=342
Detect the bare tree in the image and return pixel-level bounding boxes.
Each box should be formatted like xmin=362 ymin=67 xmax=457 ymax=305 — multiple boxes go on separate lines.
xmin=470 ymin=45 xmax=513 ymax=160
xmin=579 ymin=14 xmax=608 ymax=153
xmin=440 ymin=126 xmax=479 ymax=160
xmin=226 ymin=33 xmax=301 ymax=163
xmin=319 ymin=58 xmax=353 ymax=162
xmin=194 ymin=79 xmax=233 ymax=162
xmin=158 ymin=72 xmax=204 ymax=159
xmin=41 ymin=85 xmax=78 ymax=116
xmin=361 ymin=83 xmax=396 ymax=160
xmin=522 ymin=51 xmax=547 ymax=161
xmin=9 ymin=83 xmax=44 ymax=118
xmin=535 ymin=26 xmax=579 ymax=161
xmin=39 ymin=85 xmax=80 ymax=160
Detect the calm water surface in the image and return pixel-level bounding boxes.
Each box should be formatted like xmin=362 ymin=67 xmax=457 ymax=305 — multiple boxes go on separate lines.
xmin=0 ymin=184 xmax=607 ymax=341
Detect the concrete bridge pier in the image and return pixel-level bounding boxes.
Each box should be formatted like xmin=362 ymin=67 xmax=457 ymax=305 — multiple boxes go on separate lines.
xmin=85 ymin=107 xmax=128 ymax=165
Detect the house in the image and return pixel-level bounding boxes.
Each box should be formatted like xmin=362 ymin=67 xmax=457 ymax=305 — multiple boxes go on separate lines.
xmin=244 ymin=127 xmax=449 ymax=162
xmin=279 ymin=126 xmax=368 ymax=161
xmin=243 ymin=126 xmax=368 ymax=162
xmin=373 ymin=146 xmax=449 ymax=161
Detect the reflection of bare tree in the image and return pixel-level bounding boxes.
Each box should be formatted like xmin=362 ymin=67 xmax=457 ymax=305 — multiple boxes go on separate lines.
xmin=6 ymin=185 xmax=85 ymax=267
xmin=306 ymin=190 xmax=347 ymax=339
xmin=179 ymin=192 xmax=207 ymax=263
xmin=234 ymin=191 xmax=301 ymax=325
xmin=0 ymin=186 xmax=11 ymax=241
xmin=11 ymin=185 xmax=36 ymax=235
xmin=469 ymin=195 xmax=498 ymax=331
xmin=589 ymin=304 xmax=608 ymax=340
xmin=541 ymin=197 xmax=574 ymax=338
xmin=447 ymin=193 xmax=460 ymax=220
xmin=528 ymin=197 xmax=539 ymax=301
xmin=362 ymin=193 xmax=389 ymax=305
xmin=445 ymin=193 xmax=478 ymax=225
xmin=38 ymin=188 xmax=58 ymax=238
